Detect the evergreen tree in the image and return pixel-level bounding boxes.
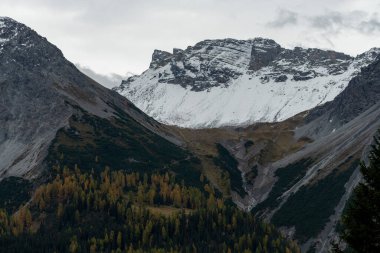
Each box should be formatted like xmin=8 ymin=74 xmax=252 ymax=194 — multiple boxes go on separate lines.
xmin=340 ymin=130 xmax=380 ymax=252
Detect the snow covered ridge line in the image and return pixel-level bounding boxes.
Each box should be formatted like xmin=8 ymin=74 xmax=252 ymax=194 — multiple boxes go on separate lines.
xmin=116 ymin=39 xmax=379 ymax=128
xmin=0 ymin=16 xmax=12 ymax=26
xmin=0 ymin=16 xmax=30 ymax=51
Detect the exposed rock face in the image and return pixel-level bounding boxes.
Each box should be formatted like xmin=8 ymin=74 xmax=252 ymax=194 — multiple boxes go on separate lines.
xmin=0 ymin=17 xmax=181 ymax=179
xmin=114 ymin=37 xmax=379 ymax=128
xmin=249 ymin=38 xmax=282 ymax=71
xmin=0 ymin=17 xmax=74 ymax=178
xmin=306 ymin=53 xmax=380 ymax=125
xmin=163 ymin=39 xmax=253 ymax=91
xmin=293 ymin=50 xmax=380 ymax=139
xmin=150 ymin=50 xmax=172 ymax=69
xmin=280 ymin=47 xmax=352 ymax=75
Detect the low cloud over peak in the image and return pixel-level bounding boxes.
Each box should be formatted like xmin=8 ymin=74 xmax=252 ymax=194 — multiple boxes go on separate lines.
xmin=267 ymin=9 xmax=298 ymax=28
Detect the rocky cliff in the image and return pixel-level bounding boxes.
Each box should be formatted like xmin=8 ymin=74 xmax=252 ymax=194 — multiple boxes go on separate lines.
xmin=114 ymin=38 xmax=379 ymax=128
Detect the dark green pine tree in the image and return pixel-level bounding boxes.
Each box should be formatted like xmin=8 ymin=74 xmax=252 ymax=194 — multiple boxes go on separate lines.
xmin=340 ymin=130 xmax=380 ymax=252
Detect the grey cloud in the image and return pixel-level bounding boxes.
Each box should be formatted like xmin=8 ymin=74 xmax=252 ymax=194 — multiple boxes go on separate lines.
xmin=310 ymin=12 xmax=344 ymax=30
xmin=267 ymin=9 xmax=298 ymax=28
xmin=359 ymin=15 xmax=380 ymax=34
xmin=309 ymin=11 xmax=380 ymax=35
xmin=76 ymin=64 xmax=133 ymax=89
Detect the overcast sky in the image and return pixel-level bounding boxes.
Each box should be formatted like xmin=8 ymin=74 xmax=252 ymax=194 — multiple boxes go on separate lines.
xmin=2 ymin=0 xmax=380 ymax=83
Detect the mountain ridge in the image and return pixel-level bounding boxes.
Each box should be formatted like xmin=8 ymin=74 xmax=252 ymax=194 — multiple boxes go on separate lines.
xmin=0 ymin=17 xmax=188 ymax=179
xmin=1 ymin=17 xmax=380 ymax=253
xmin=114 ymin=37 xmax=380 ymax=128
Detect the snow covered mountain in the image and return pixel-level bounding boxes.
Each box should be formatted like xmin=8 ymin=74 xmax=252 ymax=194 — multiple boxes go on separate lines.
xmin=114 ymin=38 xmax=380 ymax=128
xmin=2 ymin=17 xmax=380 ymax=252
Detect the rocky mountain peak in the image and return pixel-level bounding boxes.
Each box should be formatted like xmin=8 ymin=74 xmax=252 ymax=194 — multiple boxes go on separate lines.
xmin=1 ymin=17 xmax=35 ymax=47
xmin=0 ymin=16 xmax=17 ymax=31
xmin=150 ymin=49 xmax=172 ymax=69
xmin=115 ymin=37 xmax=380 ymax=128
xmin=249 ymin=37 xmax=283 ymax=71
xmin=0 ymin=17 xmax=25 ymax=51
xmin=354 ymin=47 xmax=380 ymax=66
xmin=0 ymin=16 xmax=65 ymax=74
xmin=251 ymin=37 xmax=280 ymax=48
xmin=0 ymin=18 xmax=173 ymax=179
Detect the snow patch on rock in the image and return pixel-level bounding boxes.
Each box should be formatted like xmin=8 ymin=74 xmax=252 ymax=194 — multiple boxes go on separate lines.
xmin=115 ymin=38 xmax=380 ymax=128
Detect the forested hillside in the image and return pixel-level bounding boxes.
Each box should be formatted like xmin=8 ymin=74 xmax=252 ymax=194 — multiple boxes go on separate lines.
xmin=0 ymin=166 xmax=300 ymax=253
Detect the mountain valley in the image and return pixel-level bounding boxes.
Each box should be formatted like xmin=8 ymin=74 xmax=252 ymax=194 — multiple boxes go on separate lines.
xmin=0 ymin=16 xmax=379 ymax=253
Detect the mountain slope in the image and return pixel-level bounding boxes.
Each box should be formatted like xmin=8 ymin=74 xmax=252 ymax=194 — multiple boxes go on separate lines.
xmin=0 ymin=17 xmax=302 ymax=253
xmin=302 ymin=54 xmax=380 ymax=137
xmin=0 ymin=17 xmax=196 ymax=182
xmin=165 ymin=57 xmax=380 ymax=252
xmin=114 ymin=38 xmax=379 ymax=128
xmin=1 ymin=16 xmax=380 ymax=253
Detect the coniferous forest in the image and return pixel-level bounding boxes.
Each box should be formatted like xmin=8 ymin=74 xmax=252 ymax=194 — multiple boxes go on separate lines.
xmin=0 ymin=166 xmax=300 ymax=253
